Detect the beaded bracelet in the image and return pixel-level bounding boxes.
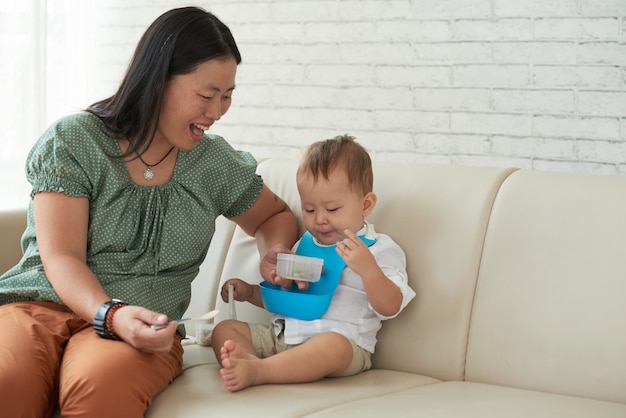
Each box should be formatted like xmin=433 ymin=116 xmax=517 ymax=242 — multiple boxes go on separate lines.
xmin=105 ymin=302 xmax=127 ymax=340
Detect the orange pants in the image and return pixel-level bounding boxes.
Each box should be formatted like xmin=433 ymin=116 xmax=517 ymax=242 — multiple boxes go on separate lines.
xmin=0 ymin=301 xmax=183 ymax=418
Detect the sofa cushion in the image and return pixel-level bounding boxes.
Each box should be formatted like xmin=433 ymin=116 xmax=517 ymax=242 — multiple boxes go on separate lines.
xmin=147 ymin=352 xmax=440 ymax=418
xmin=302 ymin=381 xmax=626 ymax=418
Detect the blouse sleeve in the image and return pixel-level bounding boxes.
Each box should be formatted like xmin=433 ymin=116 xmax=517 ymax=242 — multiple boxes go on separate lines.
xmin=222 ymin=151 xmax=264 ymax=219
xmin=25 ymin=117 xmax=93 ymax=199
xmin=199 ymin=135 xmax=264 ymax=219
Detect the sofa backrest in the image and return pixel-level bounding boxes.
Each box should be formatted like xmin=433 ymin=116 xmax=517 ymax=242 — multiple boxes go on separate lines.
xmin=212 ymin=159 xmax=626 ymax=402
xmin=213 ymin=158 xmax=517 ymax=382
xmin=466 ymin=169 xmax=626 ymax=404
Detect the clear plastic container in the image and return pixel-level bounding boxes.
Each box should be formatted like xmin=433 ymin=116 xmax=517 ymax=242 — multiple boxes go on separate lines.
xmin=195 ymin=322 xmax=214 ymax=346
xmin=276 ymin=253 xmax=323 ymax=282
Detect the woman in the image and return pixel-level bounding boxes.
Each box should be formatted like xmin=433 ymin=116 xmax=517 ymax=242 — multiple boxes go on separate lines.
xmin=0 ymin=7 xmax=297 ymax=418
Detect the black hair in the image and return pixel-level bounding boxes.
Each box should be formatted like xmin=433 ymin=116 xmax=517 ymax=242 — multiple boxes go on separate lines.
xmin=87 ymin=7 xmax=241 ymax=158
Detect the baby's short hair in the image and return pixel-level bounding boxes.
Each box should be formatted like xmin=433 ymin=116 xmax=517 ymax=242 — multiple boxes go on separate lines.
xmin=297 ymin=134 xmax=373 ymax=194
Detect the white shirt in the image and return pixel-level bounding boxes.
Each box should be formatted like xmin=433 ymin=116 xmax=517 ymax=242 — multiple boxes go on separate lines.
xmin=272 ymin=223 xmax=415 ymax=353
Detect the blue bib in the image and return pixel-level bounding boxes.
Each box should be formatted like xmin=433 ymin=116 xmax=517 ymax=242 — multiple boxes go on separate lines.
xmin=295 ymin=231 xmax=377 ymax=296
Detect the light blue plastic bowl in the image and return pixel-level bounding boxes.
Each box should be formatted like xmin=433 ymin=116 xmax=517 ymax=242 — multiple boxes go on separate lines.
xmin=259 ymin=278 xmax=337 ymax=321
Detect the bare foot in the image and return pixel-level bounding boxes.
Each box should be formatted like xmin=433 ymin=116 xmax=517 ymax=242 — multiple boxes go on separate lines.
xmin=220 ymin=339 xmax=257 ymax=363
xmin=220 ymin=355 xmax=264 ymax=392
xmin=219 ymin=340 xmax=264 ymax=392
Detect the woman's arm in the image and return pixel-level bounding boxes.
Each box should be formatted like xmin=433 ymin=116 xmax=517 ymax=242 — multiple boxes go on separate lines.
xmin=34 ymin=192 xmax=108 ymax=320
xmin=33 ymin=192 xmax=178 ymax=352
xmin=230 ymin=184 xmax=298 ymax=282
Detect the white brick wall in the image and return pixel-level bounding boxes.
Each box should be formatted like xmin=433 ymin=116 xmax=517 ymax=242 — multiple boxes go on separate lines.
xmin=57 ymin=1 xmax=626 ymax=175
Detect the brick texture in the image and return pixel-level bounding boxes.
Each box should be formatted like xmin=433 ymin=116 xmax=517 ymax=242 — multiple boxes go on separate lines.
xmin=38 ymin=1 xmax=626 ymax=178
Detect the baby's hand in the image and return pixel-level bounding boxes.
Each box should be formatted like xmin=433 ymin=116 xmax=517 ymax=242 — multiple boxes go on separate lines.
xmin=336 ymin=229 xmax=377 ymax=275
xmin=221 ymin=278 xmax=254 ymax=303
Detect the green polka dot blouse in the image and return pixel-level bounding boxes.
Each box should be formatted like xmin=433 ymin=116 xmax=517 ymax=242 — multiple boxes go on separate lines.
xmin=0 ymin=112 xmax=263 ymax=322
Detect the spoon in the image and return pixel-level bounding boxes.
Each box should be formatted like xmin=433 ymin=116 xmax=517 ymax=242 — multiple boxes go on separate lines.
xmin=228 ymin=283 xmax=237 ymax=320
xmin=151 ymin=309 xmax=219 ymax=329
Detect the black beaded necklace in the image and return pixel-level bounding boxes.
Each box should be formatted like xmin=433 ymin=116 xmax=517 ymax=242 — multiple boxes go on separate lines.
xmin=136 ymin=147 xmax=175 ymax=180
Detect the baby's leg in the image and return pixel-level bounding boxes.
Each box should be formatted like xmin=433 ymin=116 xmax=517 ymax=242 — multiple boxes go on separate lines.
xmin=211 ymin=319 xmax=256 ymax=364
xmin=220 ymin=331 xmax=353 ymax=392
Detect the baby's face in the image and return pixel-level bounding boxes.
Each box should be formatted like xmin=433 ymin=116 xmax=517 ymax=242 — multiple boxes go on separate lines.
xmin=297 ymin=168 xmax=367 ymax=246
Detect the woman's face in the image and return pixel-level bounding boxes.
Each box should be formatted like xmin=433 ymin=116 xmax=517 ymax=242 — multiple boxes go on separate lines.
xmin=157 ymin=57 xmax=237 ymax=150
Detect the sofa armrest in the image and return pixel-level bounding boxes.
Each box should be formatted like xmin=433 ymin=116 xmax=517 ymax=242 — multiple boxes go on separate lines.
xmin=0 ymin=209 xmax=27 ymax=274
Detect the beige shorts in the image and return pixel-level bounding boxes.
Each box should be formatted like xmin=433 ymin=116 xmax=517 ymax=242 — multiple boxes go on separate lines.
xmin=248 ymin=322 xmax=372 ymax=377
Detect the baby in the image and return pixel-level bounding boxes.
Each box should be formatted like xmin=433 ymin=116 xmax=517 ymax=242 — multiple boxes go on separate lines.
xmin=211 ymin=134 xmax=415 ymax=391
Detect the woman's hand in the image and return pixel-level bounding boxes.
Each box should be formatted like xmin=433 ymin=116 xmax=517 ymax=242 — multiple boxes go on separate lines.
xmin=113 ymin=305 xmax=178 ymax=353
xmin=261 ymin=245 xmax=311 ymax=290
xmin=259 ymin=244 xmax=286 ymax=284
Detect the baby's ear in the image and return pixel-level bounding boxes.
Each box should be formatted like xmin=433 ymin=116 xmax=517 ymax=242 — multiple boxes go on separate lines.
xmin=362 ymin=192 xmax=377 ymax=216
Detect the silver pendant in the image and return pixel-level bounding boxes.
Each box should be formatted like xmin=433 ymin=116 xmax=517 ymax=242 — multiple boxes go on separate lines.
xmin=143 ymin=167 xmax=155 ymax=180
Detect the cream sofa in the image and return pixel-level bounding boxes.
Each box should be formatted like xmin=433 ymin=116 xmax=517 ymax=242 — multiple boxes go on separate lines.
xmin=2 ymin=158 xmax=626 ymax=417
